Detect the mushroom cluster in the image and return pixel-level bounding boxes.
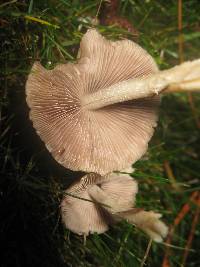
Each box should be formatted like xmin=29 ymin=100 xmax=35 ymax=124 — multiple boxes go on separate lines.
xmin=26 ymin=29 xmax=200 ymax=242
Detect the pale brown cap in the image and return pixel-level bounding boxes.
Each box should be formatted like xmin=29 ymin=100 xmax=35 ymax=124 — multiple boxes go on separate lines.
xmin=26 ymin=29 xmax=159 ymax=174
xmin=61 ymin=172 xmax=168 ymax=241
xmin=61 ymin=173 xmax=110 ymax=235
xmin=61 ymin=172 xmax=138 ymax=235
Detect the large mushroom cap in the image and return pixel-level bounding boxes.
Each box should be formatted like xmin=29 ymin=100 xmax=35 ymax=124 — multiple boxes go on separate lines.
xmin=26 ymin=29 xmax=159 ymax=174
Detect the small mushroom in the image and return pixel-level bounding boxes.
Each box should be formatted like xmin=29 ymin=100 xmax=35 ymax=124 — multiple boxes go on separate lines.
xmin=61 ymin=173 xmax=110 ymax=235
xmin=61 ymin=172 xmax=138 ymax=235
xmin=26 ymin=29 xmax=159 ymax=174
xmin=61 ymin=171 xmax=168 ymax=242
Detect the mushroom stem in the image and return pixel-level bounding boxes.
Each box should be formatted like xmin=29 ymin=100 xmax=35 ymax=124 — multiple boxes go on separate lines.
xmin=164 ymin=78 xmax=200 ymax=93
xmin=82 ymin=59 xmax=200 ymax=110
xmin=116 ymin=210 xmax=168 ymax=243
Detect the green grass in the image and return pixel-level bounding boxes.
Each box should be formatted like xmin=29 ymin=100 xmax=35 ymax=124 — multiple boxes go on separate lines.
xmin=1 ymin=0 xmax=200 ymax=266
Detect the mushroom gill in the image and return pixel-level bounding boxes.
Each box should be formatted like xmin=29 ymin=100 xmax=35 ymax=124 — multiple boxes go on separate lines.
xmin=26 ymin=29 xmax=159 ymax=174
xmin=61 ymin=172 xmax=168 ymax=242
xmin=61 ymin=172 xmax=138 ymax=235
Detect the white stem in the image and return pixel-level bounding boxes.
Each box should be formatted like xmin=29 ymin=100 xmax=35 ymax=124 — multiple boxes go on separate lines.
xmin=82 ymin=59 xmax=200 ymax=110
xmin=165 ymin=78 xmax=200 ymax=93
xmin=117 ymin=210 xmax=168 ymax=242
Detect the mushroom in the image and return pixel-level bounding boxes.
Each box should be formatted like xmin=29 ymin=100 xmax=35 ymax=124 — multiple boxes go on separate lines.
xmin=61 ymin=173 xmax=111 ymax=236
xmin=61 ymin=171 xmax=168 ymax=242
xmin=26 ymin=29 xmax=200 ymax=175
xmin=26 ymin=29 xmax=160 ymax=174
xmin=61 ymin=171 xmax=138 ymax=236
